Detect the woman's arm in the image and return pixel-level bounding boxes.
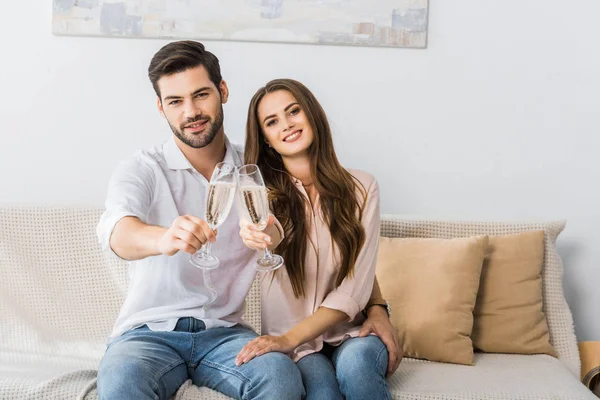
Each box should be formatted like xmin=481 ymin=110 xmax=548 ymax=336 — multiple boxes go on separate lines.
xmin=284 ymin=307 xmax=348 ymax=346
xmin=360 ymin=276 xmax=403 ymax=377
xmin=318 ymin=177 xmax=381 ymax=320
xmin=235 ymin=306 xmax=347 ymax=366
xmin=371 ymin=277 xmax=383 ymax=298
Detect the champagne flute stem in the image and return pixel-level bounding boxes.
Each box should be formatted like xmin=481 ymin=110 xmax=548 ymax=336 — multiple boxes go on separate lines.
xmin=263 ymin=248 xmax=273 ymax=260
xmin=202 ymin=269 xmax=218 ymax=305
xmin=204 ymin=241 xmax=212 ymax=256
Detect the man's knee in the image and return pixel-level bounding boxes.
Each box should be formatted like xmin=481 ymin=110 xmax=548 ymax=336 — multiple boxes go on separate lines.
xmin=247 ymin=353 xmax=305 ymax=399
xmin=98 ymin=356 xmax=157 ymax=399
xmin=98 ymin=344 xmax=186 ymax=400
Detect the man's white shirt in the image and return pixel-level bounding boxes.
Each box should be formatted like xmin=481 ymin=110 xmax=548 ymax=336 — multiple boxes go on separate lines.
xmin=97 ymin=136 xmax=257 ymax=338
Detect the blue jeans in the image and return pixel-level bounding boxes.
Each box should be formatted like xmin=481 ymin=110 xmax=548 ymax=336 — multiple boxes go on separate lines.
xmin=97 ymin=318 xmax=304 ymax=400
xmin=296 ymin=336 xmax=391 ymax=400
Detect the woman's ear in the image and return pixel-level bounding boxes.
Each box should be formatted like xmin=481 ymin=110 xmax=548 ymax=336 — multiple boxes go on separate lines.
xmin=264 ymin=138 xmax=273 ymax=148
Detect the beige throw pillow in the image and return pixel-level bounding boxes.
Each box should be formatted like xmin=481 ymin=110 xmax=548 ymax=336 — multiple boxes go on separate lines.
xmin=472 ymin=231 xmax=557 ymax=356
xmin=377 ymin=235 xmax=489 ymax=365
xmin=380 ymin=218 xmax=577 ymax=376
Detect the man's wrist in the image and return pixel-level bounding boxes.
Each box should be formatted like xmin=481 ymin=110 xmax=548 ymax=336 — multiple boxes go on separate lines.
xmin=151 ymin=226 xmax=168 ymax=256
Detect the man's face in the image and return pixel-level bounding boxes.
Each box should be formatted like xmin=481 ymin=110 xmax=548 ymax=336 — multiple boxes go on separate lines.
xmin=157 ymin=65 xmax=228 ymax=148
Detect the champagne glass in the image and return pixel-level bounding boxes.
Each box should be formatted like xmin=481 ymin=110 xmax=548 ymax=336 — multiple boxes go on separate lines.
xmin=189 ymin=162 xmax=237 ymax=270
xmin=238 ymin=164 xmax=284 ymax=272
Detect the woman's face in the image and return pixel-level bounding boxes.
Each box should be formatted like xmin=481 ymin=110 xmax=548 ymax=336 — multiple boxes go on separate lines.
xmin=257 ymin=90 xmax=314 ymax=159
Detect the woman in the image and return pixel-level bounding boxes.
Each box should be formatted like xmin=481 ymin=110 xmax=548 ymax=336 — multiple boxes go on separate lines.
xmin=236 ymin=79 xmax=391 ymax=400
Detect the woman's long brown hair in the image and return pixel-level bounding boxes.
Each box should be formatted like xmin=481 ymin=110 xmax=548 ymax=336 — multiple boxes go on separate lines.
xmin=245 ymin=79 xmax=367 ymax=298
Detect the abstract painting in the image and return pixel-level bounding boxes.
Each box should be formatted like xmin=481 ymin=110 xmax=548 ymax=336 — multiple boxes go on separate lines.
xmin=53 ymin=0 xmax=429 ymax=49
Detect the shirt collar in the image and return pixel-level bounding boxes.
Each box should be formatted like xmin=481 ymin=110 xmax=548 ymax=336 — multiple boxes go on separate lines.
xmin=163 ymin=135 xmax=243 ymax=170
xmin=223 ymin=135 xmax=244 ymax=168
xmin=163 ymin=137 xmax=193 ymax=170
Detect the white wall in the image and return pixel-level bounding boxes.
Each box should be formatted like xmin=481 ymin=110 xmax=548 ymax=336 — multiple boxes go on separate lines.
xmin=0 ymin=1 xmax=598 ymax=340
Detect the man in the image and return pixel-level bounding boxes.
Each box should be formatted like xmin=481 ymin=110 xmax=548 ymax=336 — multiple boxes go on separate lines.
xmin=96 ymin=40 xmax=400 ymax=399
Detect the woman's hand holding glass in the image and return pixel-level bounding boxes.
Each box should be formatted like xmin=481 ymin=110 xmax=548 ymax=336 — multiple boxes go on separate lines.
xmin=239 ymin=214 xmax=276 ymax=251
xmin=237 ymin=164 xmax=284 ymax=271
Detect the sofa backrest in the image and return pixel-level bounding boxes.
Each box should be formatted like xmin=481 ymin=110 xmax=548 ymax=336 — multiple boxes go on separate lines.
xmin=0 ymin=207 xmax=579 ymax=377
xmin=0 ymin=206 xmax=261 ymax=366
xmin=0 ymin=208 xmax=123 ymax=363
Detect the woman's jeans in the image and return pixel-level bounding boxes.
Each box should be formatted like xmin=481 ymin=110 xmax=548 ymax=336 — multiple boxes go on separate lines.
xmin=296 ymin=335 xmax=392 ymax=400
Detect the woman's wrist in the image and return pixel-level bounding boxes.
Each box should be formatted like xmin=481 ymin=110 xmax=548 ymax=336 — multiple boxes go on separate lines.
xmin=366 ymin=303 xmax=389 ymax=319
xmin=282 ymin=331 xmax=302 ymax=349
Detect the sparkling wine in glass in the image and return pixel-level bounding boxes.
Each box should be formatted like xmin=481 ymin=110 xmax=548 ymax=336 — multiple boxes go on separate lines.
xmin=189 ymin=162 xmax=237 ymax=270
xmin=238 ymin=164 xmax=284 ymax=272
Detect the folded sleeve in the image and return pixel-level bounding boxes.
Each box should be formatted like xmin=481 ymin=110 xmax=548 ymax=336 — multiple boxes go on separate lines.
xmin=96 ymin=154 xmax=155 ymax=258
xmin=320 ymin=177 xmax=380 ymax=320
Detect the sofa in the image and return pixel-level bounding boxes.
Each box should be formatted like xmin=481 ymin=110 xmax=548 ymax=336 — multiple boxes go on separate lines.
xmin=0 ymin=207 xmax=595 ymax=400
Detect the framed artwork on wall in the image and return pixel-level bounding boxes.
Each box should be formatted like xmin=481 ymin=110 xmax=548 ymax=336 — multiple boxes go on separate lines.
xmin=53 ymin=0 xmax=429 ymax=49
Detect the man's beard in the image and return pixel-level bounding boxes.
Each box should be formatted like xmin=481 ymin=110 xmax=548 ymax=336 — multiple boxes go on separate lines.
xmin=169 ymin=105 xmax=224 ymax=149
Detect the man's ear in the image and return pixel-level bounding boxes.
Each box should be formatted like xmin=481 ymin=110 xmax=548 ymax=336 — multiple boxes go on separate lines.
xmin=156 ymin=96 xmax=165 ymax=116
xmin=219 ymin=80 xmax=229 ymax=104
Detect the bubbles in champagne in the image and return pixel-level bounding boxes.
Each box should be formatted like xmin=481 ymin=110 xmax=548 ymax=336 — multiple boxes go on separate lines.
xmin=205 ymin=182 xmax=236 ymax=229
xmin=241 ymin=186 xmax=269 ymax=231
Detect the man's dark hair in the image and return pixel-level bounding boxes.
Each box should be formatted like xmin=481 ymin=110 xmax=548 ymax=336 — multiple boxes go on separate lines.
xmin=148 ymin=40 xmax=222 ymax=99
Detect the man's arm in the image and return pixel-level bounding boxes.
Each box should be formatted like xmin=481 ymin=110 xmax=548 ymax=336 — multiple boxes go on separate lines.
xmin=361 ymin=277 xmax=403 ymax=377
xmin=110 ymin=215 xmax=216 ymax=261
xmin=98 ymin=156 xmax=217 ymax=261
xmin=110 ymin=217 xmax=165 ymax=260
